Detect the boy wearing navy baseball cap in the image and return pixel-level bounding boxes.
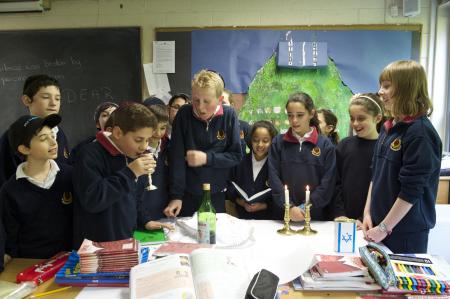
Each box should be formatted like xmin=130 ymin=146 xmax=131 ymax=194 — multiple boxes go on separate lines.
xmin=1 ymin=114 xmax=73 ymax=259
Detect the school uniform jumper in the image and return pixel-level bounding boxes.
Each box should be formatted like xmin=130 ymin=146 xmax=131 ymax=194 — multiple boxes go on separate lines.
xmin=72 ymin=132 xmax=147 ymax=248
xmin=227 ymin=153 xmax=272 ymax=219
xmin=138 ymin=137 xmax=170 ymax=225
xmin=268 ymin=127 xmax=336 ymax=220
xmin=332 ymin=136 xmax=377 ymax=220
xmin=169 ymin=104 xmax=242 ymax=216
xmin=238 ymin=119 xmax=251 ymax=154
xmin=371 ymin=116 xmax=441 ymax=253
xmin=0 ymin=199 xmax=5 ymax=272
xmin=0 ymin=163 xmax=73 ymax=259
xmin=68 ymin=135 xmax=95 ymax=165
xmin=0 ymin=128 xmax=70 ymax=187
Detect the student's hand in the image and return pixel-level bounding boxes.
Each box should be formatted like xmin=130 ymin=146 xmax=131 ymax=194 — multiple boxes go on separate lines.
xmin=356 ymin=219 xmax=363 ymax=230
xmin=235 ymin=198 xmax=247 ymax=208
xmin=164 ymin=199 xmax=182 ymax=217
xmin=185 ymin=150 xmax=207 ymax=167
xmin=365 ymin=226 xmax=388 ymax=243
xmin=145 ymin=221 xmax=175 ymax=231
xmin=128 ymin=154 xmax=156 ymax=178
xmin=245 ymin=202 xmax=267 ymax=213
xmin=362 ymin=213 xmax=373 ymax=240
xmin=4 ymin=254 xmax=11 ymax=265
xmin=289 ymin=206 xmax=305 ymax=222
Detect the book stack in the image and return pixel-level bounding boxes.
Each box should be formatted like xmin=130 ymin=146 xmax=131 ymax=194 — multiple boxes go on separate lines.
xmin=78 ymin=238 xmax=139 ymax=274
xmin=294 ymin=254 xmax=381 ymax=291
xmin=55 ymin=251 xmax=129 ymax=287
xmin=384 ymin=254 xmax=450 ymax=295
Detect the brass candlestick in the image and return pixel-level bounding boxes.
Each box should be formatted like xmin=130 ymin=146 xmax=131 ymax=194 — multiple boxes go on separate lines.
xmin=277 ymin=203 xmax=296 ymax=235
xmin=297 ymin=203 xmax=317 ymax=235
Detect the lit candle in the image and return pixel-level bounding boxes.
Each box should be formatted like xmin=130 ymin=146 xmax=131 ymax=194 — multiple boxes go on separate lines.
xmin=284 ymin=185 xmax=289 ymax=206
xmin=305 ymin=185 xmax=310 ymax=205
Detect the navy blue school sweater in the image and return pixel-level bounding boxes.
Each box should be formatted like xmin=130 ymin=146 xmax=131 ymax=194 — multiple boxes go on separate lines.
xmin=0 ymin=201 xmax=5 ymax=272
xmin=0 ymin=128 xmax=70 ymax=187
xmin=138 ymin=137 xmax=170 ymax=226
xmin=169 ymin=104 xmax=242 ymax=199
xmin=227 ymin=153 xmax=272 ymax=220
xmin=239 ymin=119 xmax=251 ymax=154
xmin=0 ymin=163 xmax=73 ymax=259
xmin=72 ymin=132 xmax=147 ymax=248
xmin=68 ymin=135 xmax=95 ymax=165
xmin=331 ymin=136 xmax=377 ymax=220
xmin=371 ymin=115 xmax=441 ymax=233
xmin=268 ymin=127 xmax=336 ymax=220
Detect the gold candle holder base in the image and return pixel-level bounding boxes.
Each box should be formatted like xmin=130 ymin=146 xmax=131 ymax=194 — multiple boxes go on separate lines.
xmin=277 ymin=203 xmax=296 ymax=235
xmin=296 ymin=203 xmax=317 ymax=235
xmin=296 ymin=226 xmax=317 ymax=235
xmin=277 ymin=223 xmax=297 ymax=235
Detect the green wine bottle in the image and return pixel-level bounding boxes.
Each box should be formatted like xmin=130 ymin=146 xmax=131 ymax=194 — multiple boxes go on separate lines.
xmin=197 ymin=183 xmax=216 ymax=244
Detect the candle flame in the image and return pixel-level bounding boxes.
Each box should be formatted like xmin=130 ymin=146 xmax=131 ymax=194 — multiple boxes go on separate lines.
xmin=284 ymin=185 xmax=288 ymax=191
xmin=306 ymin=185 xmax=310 ymax=191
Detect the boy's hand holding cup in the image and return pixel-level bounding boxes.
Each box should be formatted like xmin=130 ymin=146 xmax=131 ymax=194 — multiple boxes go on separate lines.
xmin=128 ymin=152 xmax=156 ymax=178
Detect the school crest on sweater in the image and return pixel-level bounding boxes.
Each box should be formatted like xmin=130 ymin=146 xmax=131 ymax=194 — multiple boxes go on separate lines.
xmin=217 ymin=130 xmax=226 ymax=140
xmin=311 ymin=146 xmax=321 ymax=157
xmin=61 ymin=192 xmax=73 ymax=205
xmin=390 ymin=138 xmax=401 ymax=151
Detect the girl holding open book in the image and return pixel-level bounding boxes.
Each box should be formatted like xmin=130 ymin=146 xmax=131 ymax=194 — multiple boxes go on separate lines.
xmin=363 ymin=60 xmax=441 ymax=253
xmin=226 ymin=120 xmax=277 ymax=219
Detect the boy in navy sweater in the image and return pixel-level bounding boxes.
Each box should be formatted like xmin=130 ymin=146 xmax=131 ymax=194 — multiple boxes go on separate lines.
xmin=164 ymin=70 xmax=242 ymax=217
xmin=73 ymin=103 xmax=172 ymax=248
xmin=1 ymin=114 xmax=73 ymax=259
xmin=139 ymin=104 xmax=170 ymax=223
xmin=0 ymin=75 xmax=70 ymax=188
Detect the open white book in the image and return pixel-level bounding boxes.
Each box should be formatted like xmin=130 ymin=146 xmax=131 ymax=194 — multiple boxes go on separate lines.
xmin=129 ymin=248 xmax=251 ymax=299
xmin=229 ymin=181 xmax=271 ymax=203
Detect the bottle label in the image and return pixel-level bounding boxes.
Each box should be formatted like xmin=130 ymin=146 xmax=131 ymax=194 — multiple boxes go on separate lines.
xmin=197 ymin=212 xmax=216 ymax=244
xmin=198 ymin=221 xmax=210 ymax=244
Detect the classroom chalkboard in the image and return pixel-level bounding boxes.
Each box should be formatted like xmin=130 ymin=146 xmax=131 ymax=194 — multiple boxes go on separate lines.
xmin=0 ymin=27 xmax=142 ymax=146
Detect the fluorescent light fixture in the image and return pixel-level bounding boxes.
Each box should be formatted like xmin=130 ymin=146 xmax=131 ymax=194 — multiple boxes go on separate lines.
xmin=0 ymin=0 xmax=44 ymax=13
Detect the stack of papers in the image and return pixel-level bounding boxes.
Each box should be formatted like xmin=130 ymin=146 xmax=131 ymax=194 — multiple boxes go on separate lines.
xmin=77 ymin=238 xmax=138 ymax=274
xmin=294 ymin=254 xmax=381 ymax=291
xmin=55 ymin=251 xmax=129 ymax=287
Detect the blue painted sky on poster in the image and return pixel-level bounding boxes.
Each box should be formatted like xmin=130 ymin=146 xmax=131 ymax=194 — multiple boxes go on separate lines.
xmin=192 ymin=30 xmax=416 ymax=94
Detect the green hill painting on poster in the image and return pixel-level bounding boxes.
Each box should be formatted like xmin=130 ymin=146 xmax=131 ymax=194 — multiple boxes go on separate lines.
xmin=240 ymin=55 xmax=353 ymax=136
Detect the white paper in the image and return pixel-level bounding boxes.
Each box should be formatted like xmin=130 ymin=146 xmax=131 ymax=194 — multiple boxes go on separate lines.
xmin=143 ymin=63 xmax=171 ymax=101
xmin=153 ymin=41 xmax=175 ymax=73
xmin=129 ymin=255 xmax=196 ymax=299
xmin=190 ymin=249 xmax=251 ymax=299
xmin=75 ymin=287 xmax=129 ymax=299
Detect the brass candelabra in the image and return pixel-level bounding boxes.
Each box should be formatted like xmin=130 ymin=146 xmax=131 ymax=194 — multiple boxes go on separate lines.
xmin=297 ymin=203 xmax=317 ymax=235
xmin=277 ymin=203 xmax=296 ymax=235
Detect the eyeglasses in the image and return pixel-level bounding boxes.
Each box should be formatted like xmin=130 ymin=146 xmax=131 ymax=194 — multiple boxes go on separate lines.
xmin=170 ymin=105 xmax=182 ymax=110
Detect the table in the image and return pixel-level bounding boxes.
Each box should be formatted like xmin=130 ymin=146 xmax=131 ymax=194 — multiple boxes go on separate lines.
xmin=0 ymin=258 xmax=82 ymax=298
xmin=437 ymin=176 xmax=450 ymax=204
xmin=0 ymin=220 xmax=368 ymax=299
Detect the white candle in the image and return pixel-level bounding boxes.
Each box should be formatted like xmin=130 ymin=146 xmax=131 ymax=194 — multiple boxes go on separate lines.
xmin=284 ymin=185 xmax=289 ymax=206
xmin=305 ymin=185 xmax=310 ymax=205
